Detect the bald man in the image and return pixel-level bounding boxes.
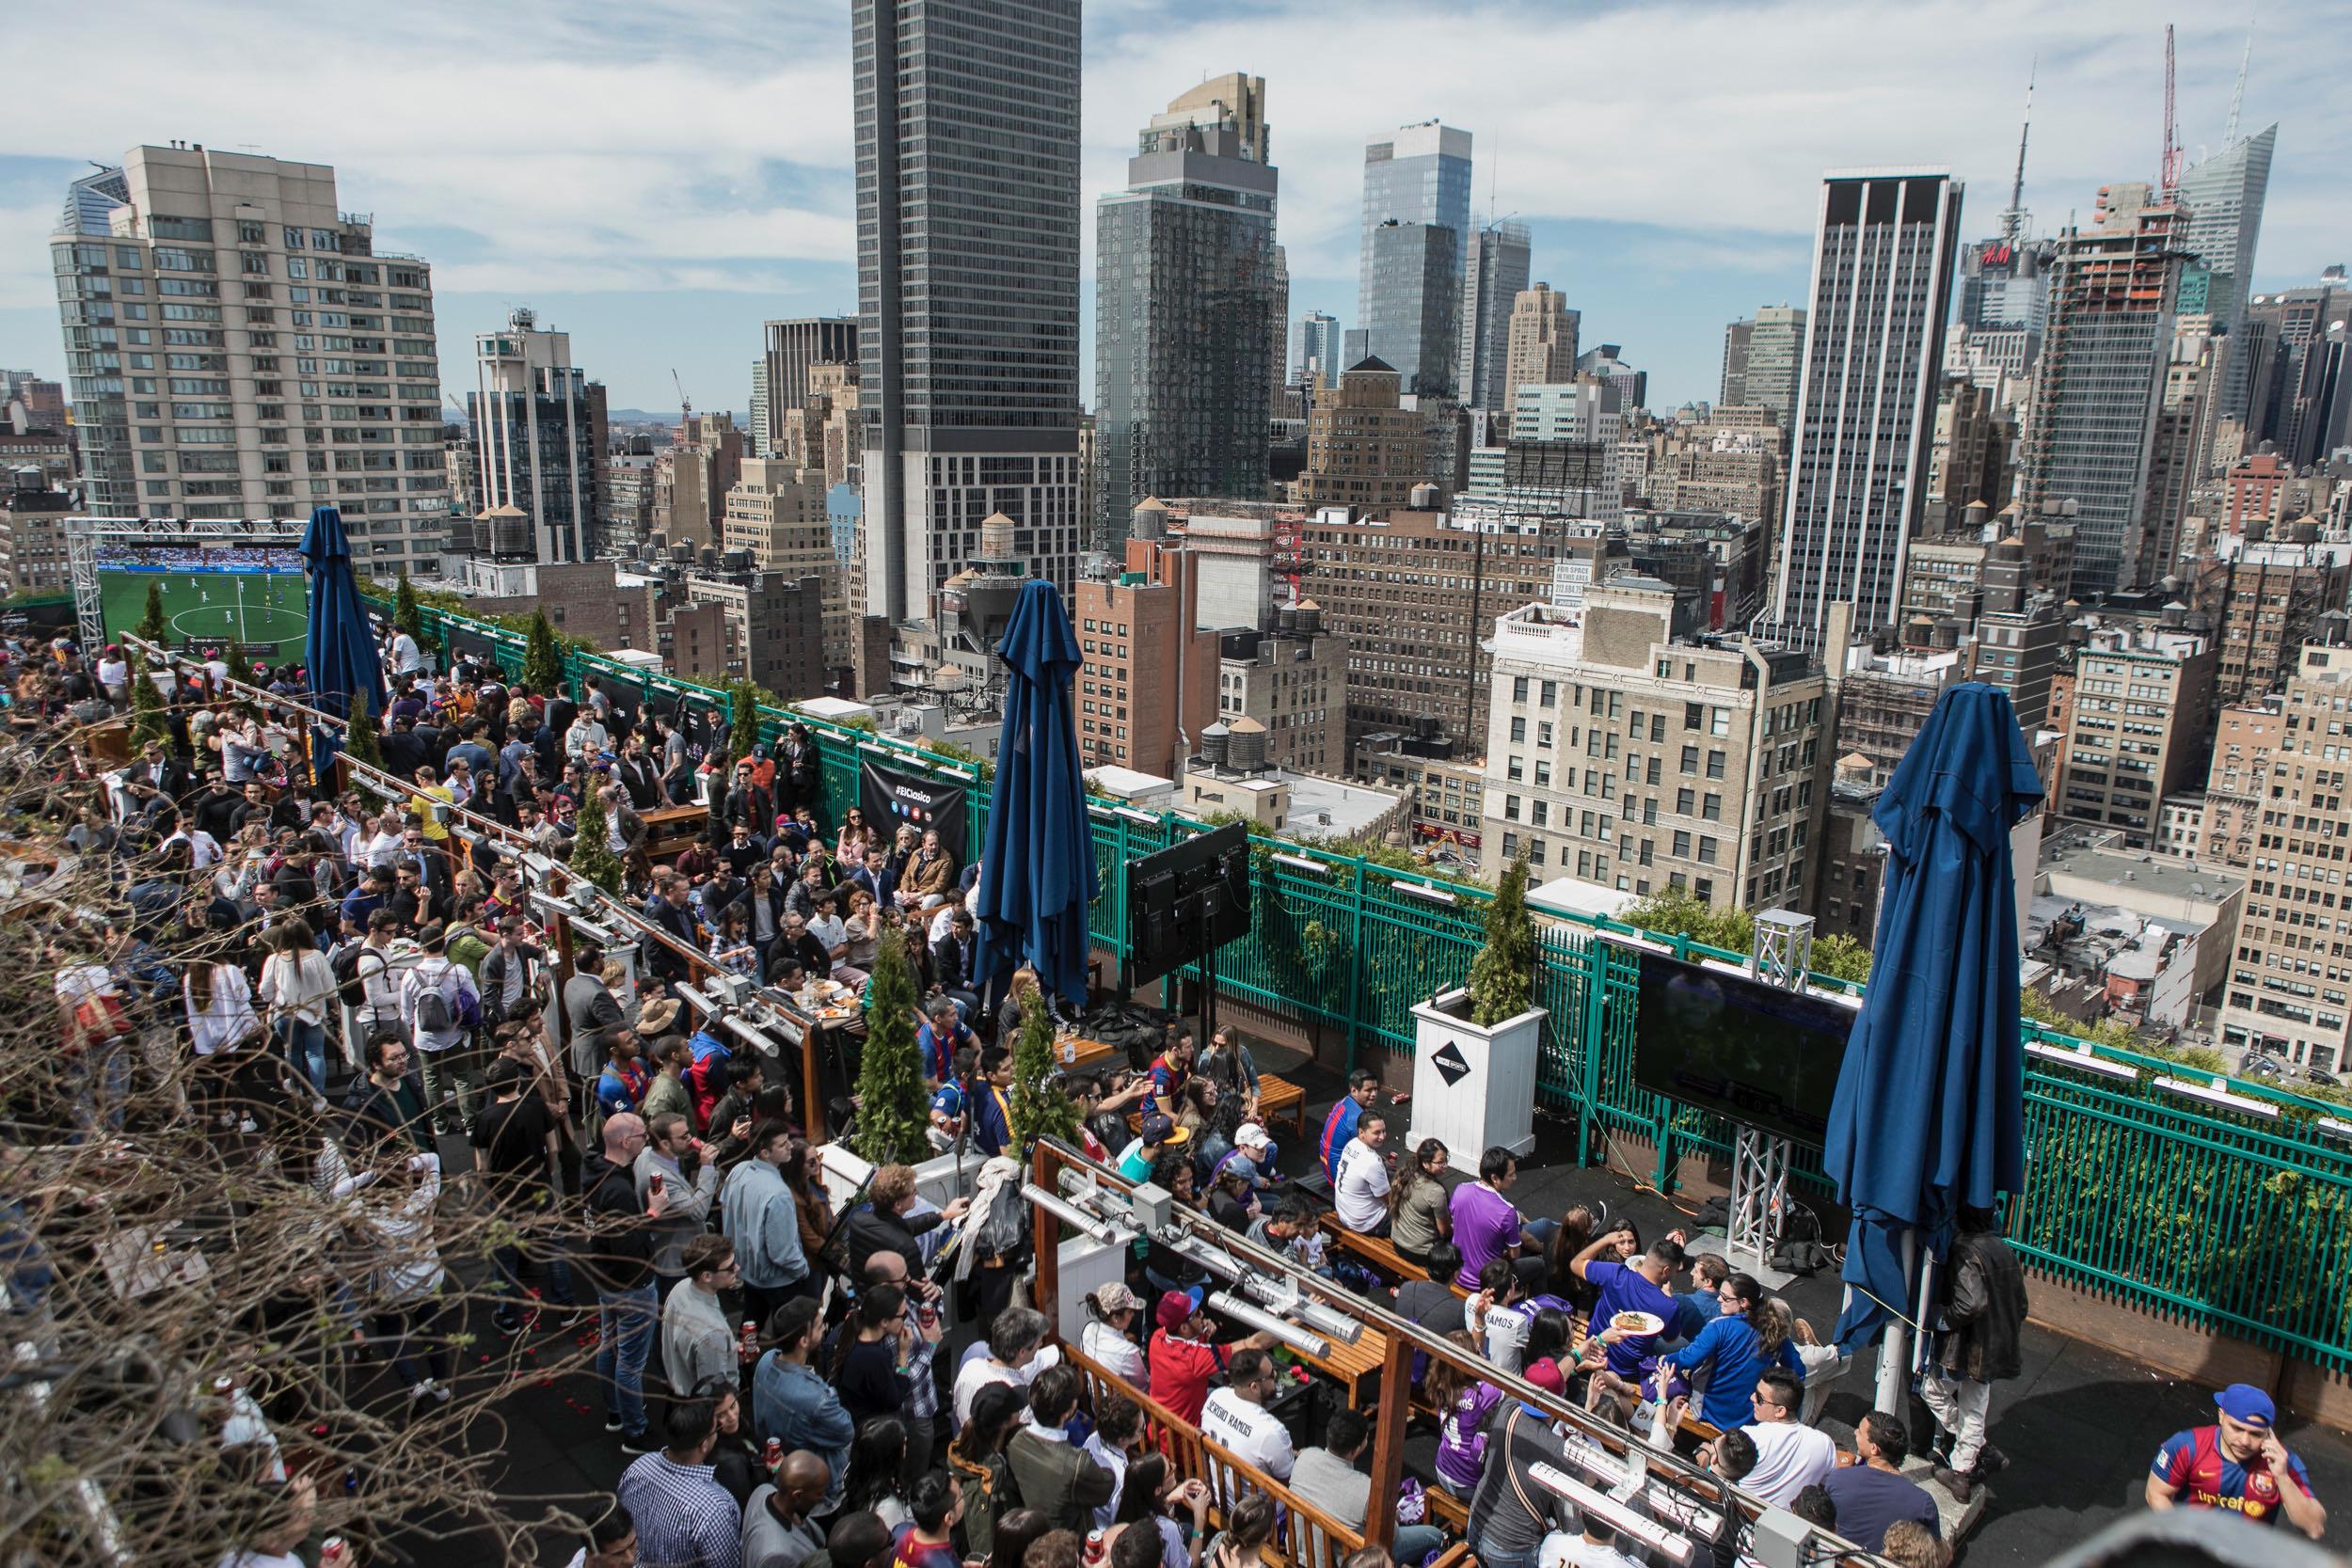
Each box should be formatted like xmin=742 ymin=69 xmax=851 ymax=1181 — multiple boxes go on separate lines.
xmin=585 ymin=1111 xmax=669 ymax=1452
xmin=744 ymin=1449 xmax=832 ymax=1568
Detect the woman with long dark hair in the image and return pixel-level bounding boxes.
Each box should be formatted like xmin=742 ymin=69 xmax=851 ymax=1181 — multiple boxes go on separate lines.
xmin=1547 ymin=1206 xmax=1629 ymax=1312
xmin=1115 ymin=1454 xmax=1214 ymax=1568
xmin=987 ymin=1507 xmax=1053 ymax=1568
xmin=842 ymin=1414 xmax=912 ymax=1530
xmin=834 ymin=1283 xmax=914 ymax=1429
xmin=1386 ymin=1138 xmax=1452 ymax=1269
xmin=949 ymin=1383 xmax=1027 ymax=1561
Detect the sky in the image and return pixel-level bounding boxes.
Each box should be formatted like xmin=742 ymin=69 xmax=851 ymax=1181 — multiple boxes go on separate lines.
xmin=3 ymin=0 xmax=2348 ymax=419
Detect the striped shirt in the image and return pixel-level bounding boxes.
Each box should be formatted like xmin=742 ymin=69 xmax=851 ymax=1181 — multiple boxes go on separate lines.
xmin=619 ymin=1450 xmax=743 ymax=1568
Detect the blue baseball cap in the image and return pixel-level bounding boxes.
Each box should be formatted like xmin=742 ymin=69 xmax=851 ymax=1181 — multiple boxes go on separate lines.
xmin=2215 ymin=1384 xmax=2276 ymax=1428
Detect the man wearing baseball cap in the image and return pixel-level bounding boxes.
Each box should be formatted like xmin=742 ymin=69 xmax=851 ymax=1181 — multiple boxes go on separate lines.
xmin=2147 ymin=1383 xmax=2326 ymax=1537
xmin=1115 ymin=1110 xmax=1187 ymax=1183
xmin=1145 ymin=1289 xmax=1274 ymax=1426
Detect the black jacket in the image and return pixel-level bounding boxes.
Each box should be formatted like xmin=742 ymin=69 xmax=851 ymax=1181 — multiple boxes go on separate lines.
xmin=932 ymin=932 xmax=973 ymax=990
xmin=843 ymin=1201 xmax=947 ymax=1284
xmin=643 ymin=897 xmax=703 ymax=983
xmin=579 ymin=1150 xmax=659 ymax=1293
xmin=380 ymin=727 xmax=428 ymax=778
xmin=723 ymin=784 xmax=774 ymax=835
xmin=1934 ymin=1227 xmax=2027 ymax=1383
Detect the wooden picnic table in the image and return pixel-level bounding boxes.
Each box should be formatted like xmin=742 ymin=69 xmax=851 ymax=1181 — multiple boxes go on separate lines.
xmin=1292 ymin=1314 xmax=1390 ymax=1411
xmin=1060 ymin=1035 xmax=1125 ymax=1075
xmin=643 ymin=801 xmax=708 ymax=861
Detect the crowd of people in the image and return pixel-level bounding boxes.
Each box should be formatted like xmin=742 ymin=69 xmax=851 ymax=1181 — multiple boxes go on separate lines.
xmin=6 ymin=623 xmax=2330 ymax=1568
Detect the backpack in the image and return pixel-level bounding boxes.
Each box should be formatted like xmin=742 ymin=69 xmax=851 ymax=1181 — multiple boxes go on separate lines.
xmin=412 ymin=971 xmax=454 ymax=1036
xmin=330 ymin=943 xmax=373 ymax=1007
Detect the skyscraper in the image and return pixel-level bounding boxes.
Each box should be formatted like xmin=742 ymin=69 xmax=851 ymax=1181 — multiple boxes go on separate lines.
xmin=1362 ymin=222 xmax=1460 ymax=399
xmin=469 ymin=307 xmax=600 ymax=563
xmin=2172 ymin=123 xmax=2277 ymax=421
xmin=2242 ymin=274 xmax=2352 ymax=467
xmin=2019 ymin=186 xmax=2187 ymax=597
xmin=758 ymin=318 xmax=858 ymax=459
xmin=1295 ymin=311 xmax=1342 ymax=387
xmin=50 ymin=146 xmax=448 ymax=570
xmin=1955 ymin=73 xmax=2058 ymax=342
xmin=1094 ymin=74 xmax=1279 ymax=551
xmin=853 ymin=0 xmax=1083 ymax=621
xmin=1719 ymin=305 xmax=1804 ymax=427
xmin=1455 ymin=218 xmax=1532 ymax=415
xmin=1267 ymin=243 xmax=1291 ymax=408
xmin=1502 ymin=283 xmax=1578 ymax=417
xmin=1357 ymin=121 xmax=1471 ymax=398
xmin=1771 ymin=169 xmax=1964 ymax=636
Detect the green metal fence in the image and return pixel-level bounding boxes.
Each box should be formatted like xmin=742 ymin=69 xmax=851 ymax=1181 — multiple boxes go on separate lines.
xmin=411 ymin=610 xmax=2352 ymax=1374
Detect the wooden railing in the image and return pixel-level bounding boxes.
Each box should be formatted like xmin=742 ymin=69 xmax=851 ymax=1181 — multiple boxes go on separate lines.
xmin=1060 ymin=1342 xmax=1371 ymax=1568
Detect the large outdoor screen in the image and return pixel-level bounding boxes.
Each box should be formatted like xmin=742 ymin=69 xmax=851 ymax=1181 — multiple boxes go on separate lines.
xmin=96 ymin=540 xmax=312 ymax=665
xmin=1621 ymin=941 xmax=1857 ymax=1148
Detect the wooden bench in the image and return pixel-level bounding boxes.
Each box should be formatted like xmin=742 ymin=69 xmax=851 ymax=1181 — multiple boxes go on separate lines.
xmin=1061 ymin=1342 xmax=1392 ymax=1568
xmin=1317 ymin=1212 xmax=1442 ymax=1290
xmin=1256 ymin=1072 xmax=1308 ymax=1138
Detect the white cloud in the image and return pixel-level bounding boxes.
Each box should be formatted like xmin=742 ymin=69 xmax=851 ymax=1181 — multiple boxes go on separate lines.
xmin=1083 ymin=0 xmax=2348 ymax=293
xmin=4 ymin=0 xmax=2344 ymax=403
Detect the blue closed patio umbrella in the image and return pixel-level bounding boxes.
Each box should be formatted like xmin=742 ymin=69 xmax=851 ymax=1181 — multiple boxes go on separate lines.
xmin=298 ymin=504 xmax=385 ymax=774
xmin=1824 ymin=682 xmax=2043 ymax=1392
xmin=973 ymin=578 xmax=1100 ymax=1011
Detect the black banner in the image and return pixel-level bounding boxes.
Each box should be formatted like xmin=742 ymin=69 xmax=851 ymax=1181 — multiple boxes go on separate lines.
xmin=446 ymin=626 xmax=498 ymax=670
xmin=861 ymin=757 xmax=967 ymax=850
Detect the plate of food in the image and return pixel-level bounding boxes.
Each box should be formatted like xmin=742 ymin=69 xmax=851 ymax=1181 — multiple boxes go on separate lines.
xmin=1609 ymin=1311 xmax=1665 ymax=1338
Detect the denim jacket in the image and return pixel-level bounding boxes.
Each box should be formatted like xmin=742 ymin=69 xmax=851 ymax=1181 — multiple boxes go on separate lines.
xmin=754 ymin=1353 xmax=853 ymax=1505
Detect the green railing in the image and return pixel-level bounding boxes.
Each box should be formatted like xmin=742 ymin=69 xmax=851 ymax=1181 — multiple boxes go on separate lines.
xmin=407 ymin=608 xmax=2352 ymax=1375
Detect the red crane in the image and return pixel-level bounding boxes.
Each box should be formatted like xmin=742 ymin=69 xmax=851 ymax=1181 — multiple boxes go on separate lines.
xmin=2160 ymin=24 xmax=2184 ymax=198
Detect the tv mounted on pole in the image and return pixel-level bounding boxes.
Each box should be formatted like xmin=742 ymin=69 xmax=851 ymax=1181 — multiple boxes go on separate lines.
xmin=1122 ymin=822 xmax=1253 ymax=1038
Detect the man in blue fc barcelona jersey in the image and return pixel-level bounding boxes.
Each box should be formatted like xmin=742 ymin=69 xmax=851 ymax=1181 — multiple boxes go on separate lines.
xmin=2146 ymin=1383 xmax=2326 ymax=1538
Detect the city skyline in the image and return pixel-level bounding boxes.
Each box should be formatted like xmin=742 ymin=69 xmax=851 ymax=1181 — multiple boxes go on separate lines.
xmin=2 ymin=2 xmax=2348 ymax=415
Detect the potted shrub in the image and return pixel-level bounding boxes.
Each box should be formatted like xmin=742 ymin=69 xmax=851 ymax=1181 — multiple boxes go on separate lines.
xmin=1408 ymin=856 xmax=1545 ymax=1158
xmin=818 ymin=931 xmax=979 ymax=1211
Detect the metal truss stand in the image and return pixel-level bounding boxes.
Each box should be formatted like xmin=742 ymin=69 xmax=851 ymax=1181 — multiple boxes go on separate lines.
xmin=1724 ymin=1125 xmax=1798 ymax=1288
xmin=1720 ymin=909 xmax=1816 ymax=1288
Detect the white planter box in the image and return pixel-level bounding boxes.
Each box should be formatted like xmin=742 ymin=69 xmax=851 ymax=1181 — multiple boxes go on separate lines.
xmin=817 ymin=1140 xmax=984 ymax=1216
xmin=1408 ymin=987 xmax=1544 ymax=1159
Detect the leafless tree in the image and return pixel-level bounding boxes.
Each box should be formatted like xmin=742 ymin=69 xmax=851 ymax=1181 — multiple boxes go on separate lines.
xmin=0 ymin=712 xmax=612 ymax=1567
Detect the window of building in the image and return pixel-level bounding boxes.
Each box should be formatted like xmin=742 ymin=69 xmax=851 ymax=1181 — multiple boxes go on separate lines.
xmin=1706 ymin=750 xmax=1726 ymax=780
xmin=1680 ymin=745 xmax=1698 ymax=774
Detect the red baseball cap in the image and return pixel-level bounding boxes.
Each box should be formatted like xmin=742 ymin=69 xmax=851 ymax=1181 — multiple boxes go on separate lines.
xmin=1154 ymin=1287 xmax=1205 ymax=1334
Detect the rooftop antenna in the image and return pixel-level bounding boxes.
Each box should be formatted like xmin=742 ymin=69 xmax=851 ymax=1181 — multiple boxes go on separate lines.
xmin=2003 ymin=59 xmax=2036 ymax=244
xmin=1489 ymin=128 xmax=1500 ymax=226
xmin=2223 ymin=4 xmax=2258 ymax=146
xmin=2160 ymin=24 xmax=2184 ymax=198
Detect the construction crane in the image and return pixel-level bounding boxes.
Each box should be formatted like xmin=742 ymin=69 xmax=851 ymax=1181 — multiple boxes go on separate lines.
xmin=2159 ymin=24 xmax=2184 ymax=198
xmin=671 ymin=369 xmax=692 ymax=435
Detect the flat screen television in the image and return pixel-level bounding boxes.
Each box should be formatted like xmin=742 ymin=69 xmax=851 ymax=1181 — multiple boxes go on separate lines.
xmin=1618 ymin=941 xmax=1857 ymax=1148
